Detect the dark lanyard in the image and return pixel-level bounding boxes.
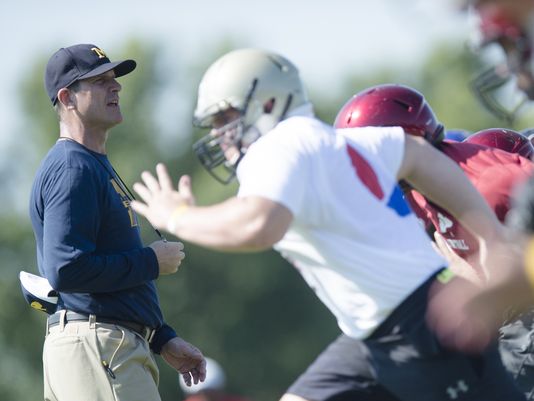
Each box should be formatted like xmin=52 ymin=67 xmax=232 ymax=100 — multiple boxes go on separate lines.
xmin=58 ymin=137 xmax=166 ymax=241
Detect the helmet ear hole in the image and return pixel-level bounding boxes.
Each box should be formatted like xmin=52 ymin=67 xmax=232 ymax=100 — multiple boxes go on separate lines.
xmin=263 ymin=98 xmax=275 ymax=113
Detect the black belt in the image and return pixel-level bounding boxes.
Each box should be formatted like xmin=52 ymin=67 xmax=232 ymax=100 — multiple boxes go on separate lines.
xmin=47 ymin=311 xmax=156 ymax=343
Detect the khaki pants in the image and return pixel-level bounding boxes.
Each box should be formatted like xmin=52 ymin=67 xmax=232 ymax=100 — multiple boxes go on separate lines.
xmin=43 ymin=314 xmax=161 ymax=401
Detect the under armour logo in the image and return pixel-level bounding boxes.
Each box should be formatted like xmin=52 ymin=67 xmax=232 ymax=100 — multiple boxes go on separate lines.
xmin=446 ymin=380 xmax=469 ymax=399
xmin=438 ymin=212 xmax=453 ymax=233
xmin=91 ymin=47 xmax=107 ymax=59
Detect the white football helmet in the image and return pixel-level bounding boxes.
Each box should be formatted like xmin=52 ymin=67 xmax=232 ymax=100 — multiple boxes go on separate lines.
xmin=192 ymin=48 xmax=309 ymax=183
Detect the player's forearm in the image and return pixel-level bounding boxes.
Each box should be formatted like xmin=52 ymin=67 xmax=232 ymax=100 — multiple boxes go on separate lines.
xmin=171 ymin=207 xmax=266 ymax=251
xmin=467 ymin=259 xmax=534 ymax=325
xmin=169 ymin=196 xmax=289 ymax=252
xmin=400 ymin=136 xmax=503 ymax=244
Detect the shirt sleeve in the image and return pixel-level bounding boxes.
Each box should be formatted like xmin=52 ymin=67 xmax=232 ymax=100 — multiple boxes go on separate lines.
xmin=340 ymin=126 xmax=405 ymax=178
xmin=150 ymin=323 xmax=177 ymax=354
xmin=236 ymin=129 xmax=310 ymax=216
xmin=42 ymin=165 xmax=159 ymax=292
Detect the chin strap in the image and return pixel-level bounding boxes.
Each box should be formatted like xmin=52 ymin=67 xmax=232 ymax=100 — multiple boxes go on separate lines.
xmin=279 ymin=94 xmax=293 ymax=122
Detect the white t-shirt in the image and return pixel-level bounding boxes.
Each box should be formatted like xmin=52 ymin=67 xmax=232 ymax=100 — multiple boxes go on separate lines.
xmin=237 ymin=115 xmax=445 ymax=339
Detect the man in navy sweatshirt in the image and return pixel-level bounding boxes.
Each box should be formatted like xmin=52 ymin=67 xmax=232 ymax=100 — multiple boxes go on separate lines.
xmin=30 ymin=43 xmax=205 ymax=401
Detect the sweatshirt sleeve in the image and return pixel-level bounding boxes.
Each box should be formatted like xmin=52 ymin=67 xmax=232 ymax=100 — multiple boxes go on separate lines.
xmin=42 ymin=165 xmax=159 ymax=292
xmin=150 ymin=323 xmax=178 ymax=354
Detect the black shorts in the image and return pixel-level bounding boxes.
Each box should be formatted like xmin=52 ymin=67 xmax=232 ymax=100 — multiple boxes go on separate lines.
xmin=499 ymin=309 xmax=534 ymax=400
xmin=287 ymin=272 xmax=524 ymax=401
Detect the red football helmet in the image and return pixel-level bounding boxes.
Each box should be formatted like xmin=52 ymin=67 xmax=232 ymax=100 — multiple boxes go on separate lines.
xmin=334 ymin=84 xmax=444 ymax=144
xmin=463 ymin=128 xmax=534 ymax=158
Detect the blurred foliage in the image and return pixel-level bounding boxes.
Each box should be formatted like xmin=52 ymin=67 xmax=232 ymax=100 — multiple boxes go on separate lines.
xmin=3 ymin=36 xmax=534 ymax=401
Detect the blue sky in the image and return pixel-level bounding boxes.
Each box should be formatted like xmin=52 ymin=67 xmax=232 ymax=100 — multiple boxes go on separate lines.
xmin=0 ymin=0 xmax=468 ymax=149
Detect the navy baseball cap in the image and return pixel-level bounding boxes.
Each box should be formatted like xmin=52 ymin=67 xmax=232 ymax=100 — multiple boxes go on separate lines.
xmin=45 ymin=43 xmax=136 ymax=105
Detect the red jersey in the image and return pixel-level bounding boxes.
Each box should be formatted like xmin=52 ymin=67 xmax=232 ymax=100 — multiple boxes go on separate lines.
xmin=406 ymin=141 xmax=533 ymax=261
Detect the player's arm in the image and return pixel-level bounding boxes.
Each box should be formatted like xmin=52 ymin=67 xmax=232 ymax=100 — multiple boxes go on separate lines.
xmin=432 ymin=231 xmax=485 ymax=284
xmin=131 ymin=163 xmax=292 ymax=252
xmin=427 ymin=232 xmax=532 ymax=353
xmin=164 ymin=195 xmax=291 ymax=251
xmin=397 ymin=135 xmax=507 ymax=274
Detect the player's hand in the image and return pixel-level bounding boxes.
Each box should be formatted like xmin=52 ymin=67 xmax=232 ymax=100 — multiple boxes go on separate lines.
xmin=426 ymin=276 xmax=494 ymax=353
xmin=161 ymin=337 xmax=206 ymax=387
xmin=428 ymin=228 xmax=534 ymax=353
xmin=132 ymin=163 xmax=196 ymax=232
xmin=149 ymin=240 xmax=185 ymax=275
xmin=433 ymin=232 xmax=484 ymax=284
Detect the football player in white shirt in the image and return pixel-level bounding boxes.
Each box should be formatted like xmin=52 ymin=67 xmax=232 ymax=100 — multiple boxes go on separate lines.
xmin=131 ymin=49 xmax=523 ymax=401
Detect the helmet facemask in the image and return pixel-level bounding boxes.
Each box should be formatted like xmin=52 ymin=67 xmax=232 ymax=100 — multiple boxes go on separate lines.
xmin=471 ymin=42 xmax=530 ymax=124
xmin=192 ymin=49 xmax=308 ymax=184
xmin=470 ymin=6 xmax=534 ymax=123
xmin=193 ymin=78 xmax=295 ymax=184
xmin=192 ymin=119 xmax=243 ymax=184
xmin=193 ymin=79 xmax=260 ymax=184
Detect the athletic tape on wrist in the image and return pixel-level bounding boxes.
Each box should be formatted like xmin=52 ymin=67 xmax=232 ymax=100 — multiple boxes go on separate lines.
xmin=166 ymin=204 xmax=189 ymax=234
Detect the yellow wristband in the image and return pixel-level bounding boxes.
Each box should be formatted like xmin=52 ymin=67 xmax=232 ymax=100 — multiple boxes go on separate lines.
xmin=167 ymin=204 xmax=189 ymax=233
xmin=524 ymin=237 xmax=534 ymax=291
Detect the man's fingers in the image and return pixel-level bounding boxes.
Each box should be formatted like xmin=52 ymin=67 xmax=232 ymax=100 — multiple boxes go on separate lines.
xmin=130 ymin=200 xmax=149 ymax=217
xmin=178 ymin=175 xmax=193 ymax=199
xmin=198 ymin=357 xmax=207 ymax=381
xmin=182 ymin=372 xmax=192 ymax=386
xmin=434 ymin=232 xmax=452 ymax=259
xmin=156 ymin=163 xmax=174 ymax=191
xmin=184 ymin=362 xmax=205 ymax=385
xmin=133 ymin=182 xmax=152 ymax=204
xmin=141 ymin=171 xmax=161 ymax=193
xmin=192 ymin=368 xmax=204 ymax=384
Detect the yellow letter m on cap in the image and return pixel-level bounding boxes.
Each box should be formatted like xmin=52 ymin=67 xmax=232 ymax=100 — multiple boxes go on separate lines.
xmin=91 ymin=47 xmax=107 ymax=59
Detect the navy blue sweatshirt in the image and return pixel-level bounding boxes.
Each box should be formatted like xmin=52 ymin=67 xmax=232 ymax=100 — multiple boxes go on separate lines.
xmin=29 ymin=139 xmax=176 ymax=353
